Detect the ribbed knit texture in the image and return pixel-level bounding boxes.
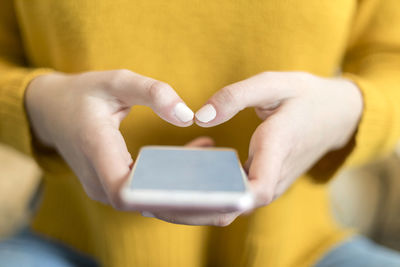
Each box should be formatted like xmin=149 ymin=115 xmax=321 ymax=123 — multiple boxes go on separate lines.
xmin=1 ymin=0 xmax=399 ymax=266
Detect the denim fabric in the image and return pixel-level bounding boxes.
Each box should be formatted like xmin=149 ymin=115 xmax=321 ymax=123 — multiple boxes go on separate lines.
xmin=1 ymin=230 xmax=400 ymax=267
xmin=0 ymin=229 xmax=98 ymax=267
xmin=314 ymin=235 xmax=400 ymax=267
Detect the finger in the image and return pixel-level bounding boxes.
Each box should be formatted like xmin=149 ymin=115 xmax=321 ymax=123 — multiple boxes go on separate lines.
xmin=195 ymin=72 xmax=296 ymax=127
xmin=81 ymin=158 xmax=110 ymax=204
xmin=146 ymin=210 xmax=240 ymax=227
xmin=103 ymin=69 xmax=194 ymax=126
xmin=57 ymin=144 xmax=109 ymax=204
xmin=83 ymin=122 xmax=134 ymax=210
xmin=184 ymin=136 xmax=215 ymax=147
xmin=248 ymin=148 xmax=280 ymax=208
xmin=247 ymin=126 xmax=283 ymax=208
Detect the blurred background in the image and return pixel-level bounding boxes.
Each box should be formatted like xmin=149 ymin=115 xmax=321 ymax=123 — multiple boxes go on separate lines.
xmin=1 ymin=143 xmax=400 ymax=251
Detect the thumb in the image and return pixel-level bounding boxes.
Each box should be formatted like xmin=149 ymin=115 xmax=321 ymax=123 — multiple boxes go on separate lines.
xmin=195 ymin=72 xmax=294 ymax=127
xmin=104 ymin=69 xmax=194 ymax=127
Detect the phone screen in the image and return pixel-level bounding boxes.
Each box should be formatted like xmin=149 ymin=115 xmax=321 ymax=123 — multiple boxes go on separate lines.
xmin=130 ymin=147 xmax=246 ymax=192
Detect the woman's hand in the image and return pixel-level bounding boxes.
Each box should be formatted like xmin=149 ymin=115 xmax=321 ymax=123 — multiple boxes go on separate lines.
xmin=149 ymin=71 xmax=363 ymax=226
xmin=25 ymin=69 xmax=196 ymax=208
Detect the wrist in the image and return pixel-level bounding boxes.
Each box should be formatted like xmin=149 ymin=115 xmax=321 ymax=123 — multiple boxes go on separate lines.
xmin=25 ymin=73 xmax=63 ymax=148
xmin=330 ymin=77 xmax=364 ymax=150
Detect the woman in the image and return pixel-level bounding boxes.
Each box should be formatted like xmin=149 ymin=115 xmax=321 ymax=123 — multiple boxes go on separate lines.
xmin=1 ymin=0 xmax=400 ymax=266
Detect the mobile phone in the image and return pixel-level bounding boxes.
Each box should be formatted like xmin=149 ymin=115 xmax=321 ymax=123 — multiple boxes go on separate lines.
xmin=120 ymin=146 xmax=254 ymax=212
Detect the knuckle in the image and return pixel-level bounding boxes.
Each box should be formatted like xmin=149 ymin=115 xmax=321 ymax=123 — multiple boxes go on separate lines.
xmin=261 ymin=71 xmax=273 ymax=78
xmin=147 ymin=81 xmax=171 ymax=104
xmin=258 ymin=190 xmax=274 ymax=206
xmin=104 ymin=69 xmax=132 ymax=90
xmin=83 ymin=185 xmax=107 ymax=203
xmin=110 ymin=196 xmax=125 ymax=211
xmin=219 ymin=86 xmax=242 ymax=107
xmin=260 ymin=71 xmax=278 ymax=81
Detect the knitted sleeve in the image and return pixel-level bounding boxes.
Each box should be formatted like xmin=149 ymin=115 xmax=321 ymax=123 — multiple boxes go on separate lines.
xmin=309 ymin=0 xmax=400 ymax=181
xmin=0 ymin=0 xmax=52 ymax=156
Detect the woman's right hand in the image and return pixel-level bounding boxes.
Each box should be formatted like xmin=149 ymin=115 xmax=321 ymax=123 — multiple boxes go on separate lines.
xmin=25 ymin=69 xmax=195 ymax=208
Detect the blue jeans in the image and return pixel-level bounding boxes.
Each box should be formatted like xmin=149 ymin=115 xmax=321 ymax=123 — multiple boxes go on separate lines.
xmin=1 ymin=230 xmax=400 ymax=267
xmin=314 ymin=235 xmax=400 ymax=267
xmin=0 ymin=229 xmax=98 ymax=267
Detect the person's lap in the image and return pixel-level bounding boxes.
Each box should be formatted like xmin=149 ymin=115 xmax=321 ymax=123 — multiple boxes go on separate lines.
xmin=313 ymin=235 xmax=400 ymax=267
xmin=1 ymin=228 xmax=400 ymax=267
xmin=0 ymin=229 xmax=98 ymax=267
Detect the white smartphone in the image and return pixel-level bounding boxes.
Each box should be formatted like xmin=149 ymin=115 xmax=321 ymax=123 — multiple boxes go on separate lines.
xmin=120 ymin=146 xmax=254 ymax=212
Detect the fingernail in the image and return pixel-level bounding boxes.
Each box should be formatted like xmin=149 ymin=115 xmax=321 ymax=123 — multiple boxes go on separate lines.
xmin=174 ymin=103 xmax=194 ymax=123
xmin=195 ymin=104 xmax=217 ymax=123
xmin=141 ymin=211 xmax=155 ymax=218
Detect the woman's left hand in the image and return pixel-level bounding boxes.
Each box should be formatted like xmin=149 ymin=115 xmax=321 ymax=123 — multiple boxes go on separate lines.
xmin=145 ymin=72 xmax=363 ymax=226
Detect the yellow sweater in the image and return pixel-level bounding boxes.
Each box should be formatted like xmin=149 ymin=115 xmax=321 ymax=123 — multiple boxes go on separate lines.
xmin=1 ymin=0 xmax=400 ymax=266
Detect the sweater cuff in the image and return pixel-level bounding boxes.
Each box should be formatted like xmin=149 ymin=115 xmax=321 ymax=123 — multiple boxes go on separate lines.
xmin=308 ymin=73 xmax=394 ymax=182
xmin=0 ymin=67 xmax=53 ymax=156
